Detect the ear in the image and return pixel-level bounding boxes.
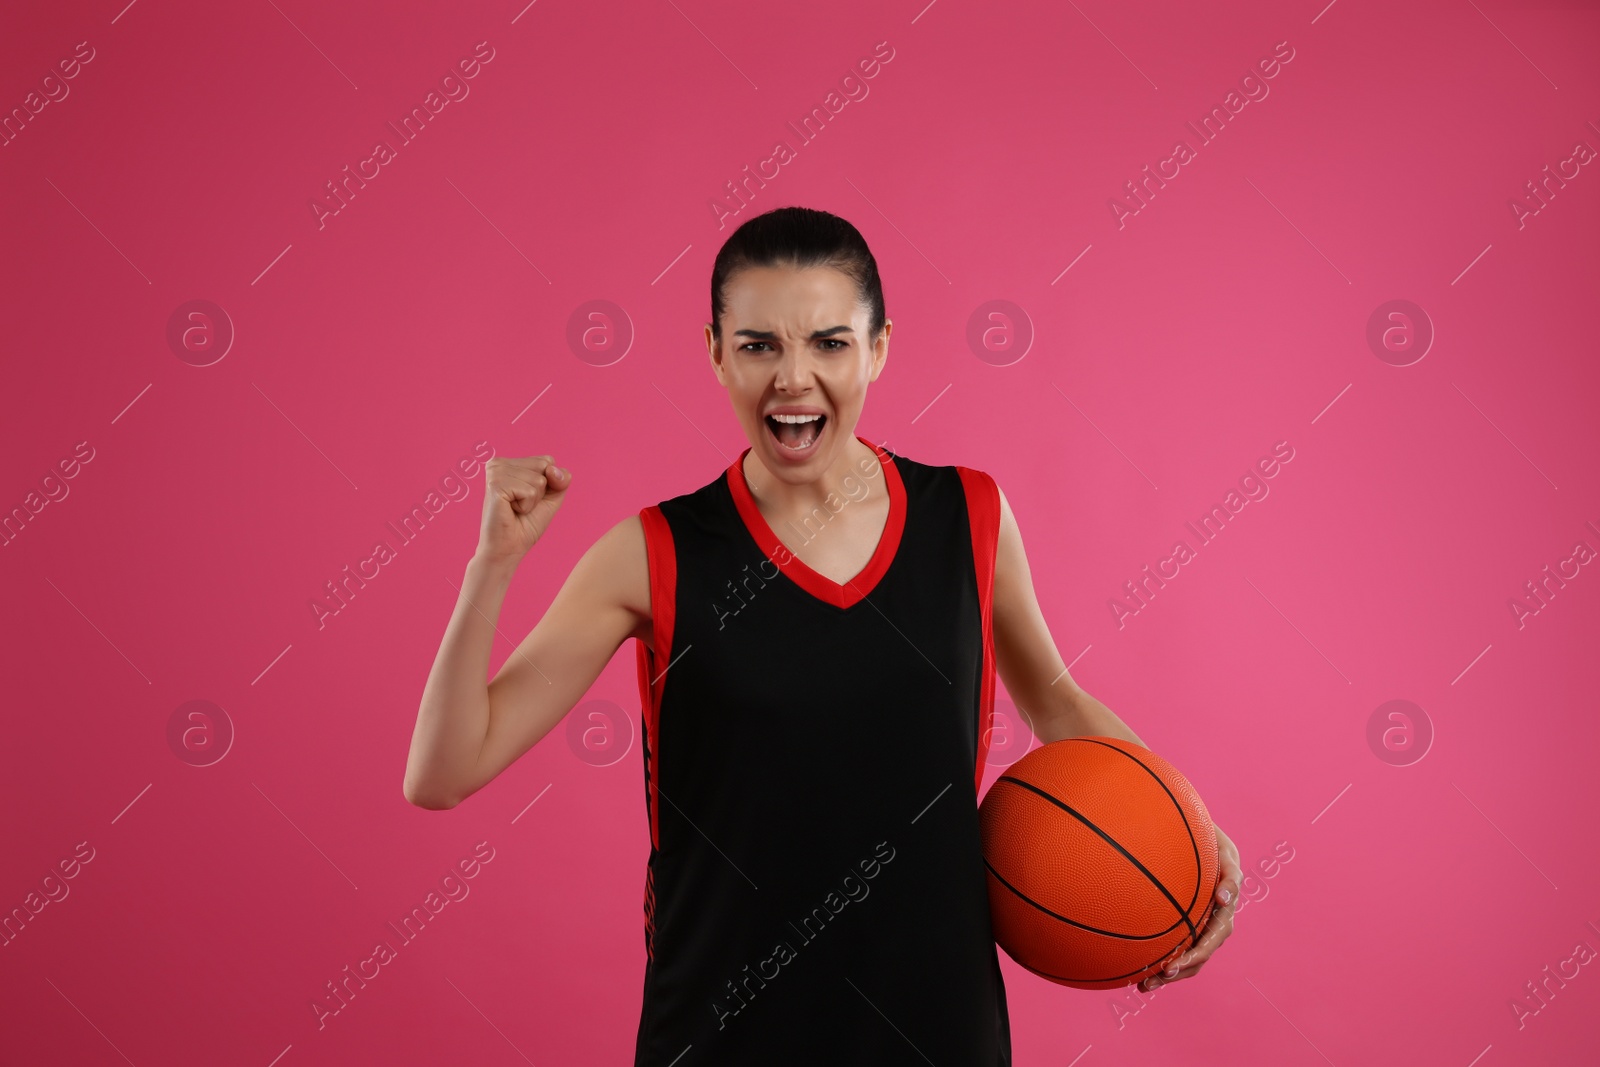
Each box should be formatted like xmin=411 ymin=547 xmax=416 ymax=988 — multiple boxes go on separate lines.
xmin=705 ymin=323 xmax=727 ymax=383
xmin=868 ymin=320 xmax=891 ymax=382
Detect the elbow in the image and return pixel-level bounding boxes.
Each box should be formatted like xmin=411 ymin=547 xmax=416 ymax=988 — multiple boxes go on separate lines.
xmin=403 ymin=776 xmax=459 ymax=810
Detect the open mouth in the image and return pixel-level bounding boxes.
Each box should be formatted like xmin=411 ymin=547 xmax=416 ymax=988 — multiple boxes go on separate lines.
xmin=765 ymin=413 xmax=827 ymax=453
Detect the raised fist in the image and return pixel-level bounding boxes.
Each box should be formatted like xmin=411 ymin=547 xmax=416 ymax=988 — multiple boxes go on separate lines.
xmin=477 ymin=454 xmax=572 ymax=564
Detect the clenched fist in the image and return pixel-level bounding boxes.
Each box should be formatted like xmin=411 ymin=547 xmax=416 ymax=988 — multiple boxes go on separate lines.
xmin=477 ymin=455 xmax=573 ymax=564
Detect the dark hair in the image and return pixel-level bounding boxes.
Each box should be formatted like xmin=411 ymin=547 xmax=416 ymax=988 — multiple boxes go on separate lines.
xmin=709 ymin=206 xmax=886 ymax=348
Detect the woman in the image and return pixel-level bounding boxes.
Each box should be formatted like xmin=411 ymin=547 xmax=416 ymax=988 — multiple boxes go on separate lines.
xmin=404 ymin=206 xmax=1242 ymax=1065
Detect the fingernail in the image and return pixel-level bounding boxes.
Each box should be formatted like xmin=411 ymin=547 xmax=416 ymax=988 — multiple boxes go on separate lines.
xmin=1219 ymin=887 xmax=1232 ymax=903
xmin=555 ymin=467 xmax=568 ymax=478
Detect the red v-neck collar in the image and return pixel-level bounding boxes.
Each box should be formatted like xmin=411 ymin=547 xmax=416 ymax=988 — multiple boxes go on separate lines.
xmin=726 ymin=434 xmax=906 ymax=610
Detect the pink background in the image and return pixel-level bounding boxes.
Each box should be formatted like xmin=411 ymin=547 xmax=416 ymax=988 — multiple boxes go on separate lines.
xmin=3 ymin=0 xmax=1598 ymax=1063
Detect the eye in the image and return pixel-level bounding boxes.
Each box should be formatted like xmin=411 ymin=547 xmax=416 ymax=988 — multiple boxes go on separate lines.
xmin=739 ymin=341 xmax=773 ymax=352
xmin=819 ymin=339 xmax=847 ymax=351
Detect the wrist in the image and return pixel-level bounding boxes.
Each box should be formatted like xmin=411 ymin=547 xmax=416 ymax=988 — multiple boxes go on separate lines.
xmin=467 ymin=549 xmax=521 ymax=584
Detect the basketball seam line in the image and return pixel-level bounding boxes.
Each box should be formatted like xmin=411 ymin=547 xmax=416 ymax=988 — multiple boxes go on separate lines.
xmin=1014 ymin=948 xmax=1189 ymax=986
xmin=982 ymin=856 xmax=1188 ymax=940
xmin=992 ymin=773 xmax=1200 ymax=945
xmin=1058 ymin=738 xmax=1207 ymax=933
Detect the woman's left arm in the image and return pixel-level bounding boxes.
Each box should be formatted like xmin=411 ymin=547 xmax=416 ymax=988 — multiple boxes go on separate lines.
xmin=988 ymin=481 xmax=1241 ymax=992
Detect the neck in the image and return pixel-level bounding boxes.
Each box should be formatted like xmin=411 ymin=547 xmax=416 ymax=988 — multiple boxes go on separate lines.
xmin=742 ymin=434 xmax=884 ymax=517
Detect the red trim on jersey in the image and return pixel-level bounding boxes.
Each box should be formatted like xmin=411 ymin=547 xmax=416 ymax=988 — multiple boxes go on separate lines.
xmin=635 ymin=504 xmax=677 ymax=859
xmin=726 ymin=434 xmax=906 ymax=609
xmin=956 ymin=467 xmax=1000 ymax=797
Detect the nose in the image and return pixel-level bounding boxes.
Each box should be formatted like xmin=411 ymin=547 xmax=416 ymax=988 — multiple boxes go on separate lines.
xmin=773 ymin=345 xmax=815 ymax=393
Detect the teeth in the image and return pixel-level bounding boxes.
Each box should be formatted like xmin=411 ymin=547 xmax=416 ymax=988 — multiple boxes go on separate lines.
xmin=769 ymin=413 xmax=823 ymax=423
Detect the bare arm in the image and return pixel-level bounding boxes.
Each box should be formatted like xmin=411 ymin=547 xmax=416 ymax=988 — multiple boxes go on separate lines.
xmin=991 ymin=480 xmax=1244 ymax=993
xmin=990 ymin=483 xmax=1148 ymax=749
xmin=403 ymin=456 xmax=651 ymax=809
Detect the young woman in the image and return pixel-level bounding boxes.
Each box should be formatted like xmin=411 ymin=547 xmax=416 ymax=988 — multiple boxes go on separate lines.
xmin=405 ymin=206 xmax=1242 ymax=1065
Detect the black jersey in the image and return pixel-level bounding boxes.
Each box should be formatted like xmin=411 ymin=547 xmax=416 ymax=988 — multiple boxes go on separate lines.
xmin=631 ymin=434 xmax=1012 ymax=1066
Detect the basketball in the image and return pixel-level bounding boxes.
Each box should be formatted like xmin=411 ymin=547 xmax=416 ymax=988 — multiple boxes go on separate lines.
xmin=978 ymin=736 xmax=1220 ymax=990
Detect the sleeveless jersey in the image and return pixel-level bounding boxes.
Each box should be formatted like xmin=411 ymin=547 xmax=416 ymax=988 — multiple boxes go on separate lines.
xmin=631 ymin=434 xmax=1012 ymax=1066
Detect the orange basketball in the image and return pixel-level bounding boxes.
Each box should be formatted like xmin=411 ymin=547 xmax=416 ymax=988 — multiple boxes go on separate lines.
xmin=978 ymin=736 xmax=1219 ymax=990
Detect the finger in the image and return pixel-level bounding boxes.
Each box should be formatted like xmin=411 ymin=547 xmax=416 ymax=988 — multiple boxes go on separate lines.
xmin=511 ymin=458 xmax=570 ymax=490
xmin=1215 ymin=853 xmax=1242 ymax=908
xmin=1143 ymin=894 xmax=1238 ymax=990
xmin=1148 ymin=960 xmax=1205 ymax=988
xmin=517 ymin=467 xmax=575 ymax=517
xmin=1187 ymin=900 xmax=1233 ymax=949
xmin=1142 ymin=962 xmax=1194 ymax=991
xmin=1156 ymin=912 xmax=1232 ymax=975
xmin=499 ymin=463 xmax=570 ymax=499
xmin=1214 ymin=882 xmax=1236 ymax=909
xmin=1144 ymin=952 xmax=1209 ymax=990
xmin=503 ymin=472 xmax=546 ymax=501
xmin=1196 ymin=905 xmax=1236 ymax=952
xmin=488 ymin=455 xmax=559 ymax=483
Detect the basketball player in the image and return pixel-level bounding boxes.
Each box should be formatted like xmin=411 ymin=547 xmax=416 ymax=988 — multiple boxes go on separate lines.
xmin=404 ymin=207 xmax=1242 ymax=1064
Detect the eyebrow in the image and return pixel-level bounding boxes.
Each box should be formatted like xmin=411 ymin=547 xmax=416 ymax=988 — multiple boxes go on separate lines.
xmin=733 ymin=326 xmax=854 ymax=340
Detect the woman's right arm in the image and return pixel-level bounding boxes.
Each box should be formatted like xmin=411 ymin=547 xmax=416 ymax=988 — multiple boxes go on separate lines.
xmin=402 ymin=455 xmax=651 ymax=810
